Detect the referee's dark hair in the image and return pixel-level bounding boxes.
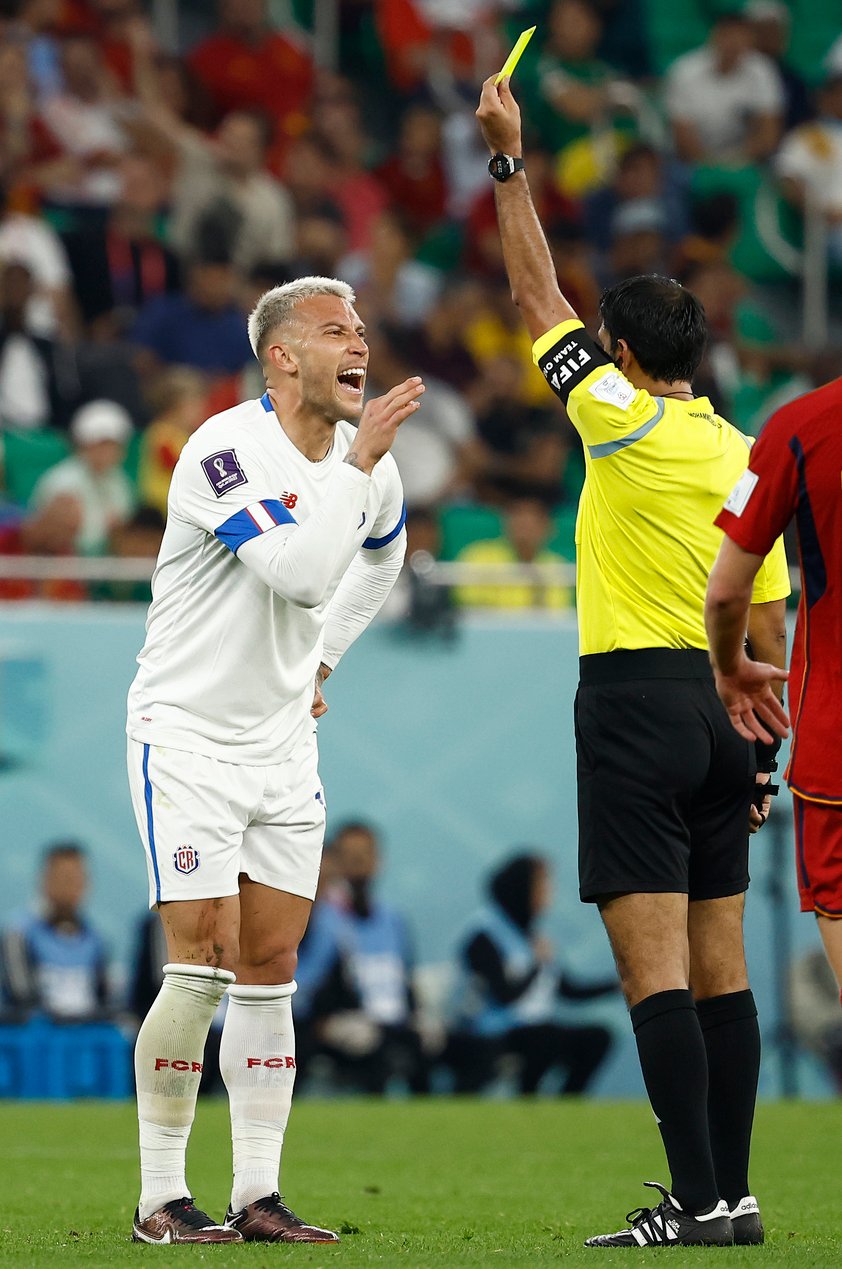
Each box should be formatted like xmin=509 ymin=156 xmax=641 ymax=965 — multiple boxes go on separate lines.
xmin=599 ymin=275 xmax=707 ymax=385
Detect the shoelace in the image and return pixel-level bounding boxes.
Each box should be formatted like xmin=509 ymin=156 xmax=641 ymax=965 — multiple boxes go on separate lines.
xmin=163 ymin=1197 xmax=217 ymax=1230
xmin=253 ymin=1193 xmax=305 ymax=1226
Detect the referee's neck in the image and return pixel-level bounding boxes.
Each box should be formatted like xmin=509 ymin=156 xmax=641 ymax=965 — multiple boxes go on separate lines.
xmin=632 ymin=373 xmax=693 ymax=401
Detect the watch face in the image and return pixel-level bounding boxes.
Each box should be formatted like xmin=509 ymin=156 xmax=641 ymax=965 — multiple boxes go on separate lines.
xmin=489 ymin=154 xmax=511 ymax=180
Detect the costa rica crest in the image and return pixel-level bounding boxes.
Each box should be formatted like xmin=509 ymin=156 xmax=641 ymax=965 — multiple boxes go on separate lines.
xmin=174 ymin=845 xmax=200 ymax=875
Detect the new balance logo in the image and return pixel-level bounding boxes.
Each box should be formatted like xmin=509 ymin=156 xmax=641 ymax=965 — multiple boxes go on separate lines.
xmin=280 ymin=491 xmax=298 ymax=509
xmin=246 ymin=1056 xmax=296 ymax=1069
xmin=154 ymin=1059 xmax=203 ymax=1072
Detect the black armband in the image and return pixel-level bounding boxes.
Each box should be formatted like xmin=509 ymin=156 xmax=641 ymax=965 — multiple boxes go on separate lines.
xmin=537 ymin=326 xmax=611 ymax=403
xmin=755 ymin=734 xmax=782 ymax=773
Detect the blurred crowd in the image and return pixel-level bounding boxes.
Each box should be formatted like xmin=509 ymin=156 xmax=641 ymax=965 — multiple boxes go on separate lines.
xmin=0 ymin=832 xmax=620 ymax=1096
xmin=0 ymin=0 xmax=840 ymax=605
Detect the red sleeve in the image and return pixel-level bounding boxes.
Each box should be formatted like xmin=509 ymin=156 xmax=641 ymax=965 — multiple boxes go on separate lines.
xmin=715 ymin=408 xmax=799 ymax=555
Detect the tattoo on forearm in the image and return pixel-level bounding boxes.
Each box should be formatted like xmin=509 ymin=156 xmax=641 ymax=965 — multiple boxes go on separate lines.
xmin=344 ymin=450 xmax=363 ymax=470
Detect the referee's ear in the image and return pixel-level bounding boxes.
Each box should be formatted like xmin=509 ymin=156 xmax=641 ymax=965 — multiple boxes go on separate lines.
xmin=613 ymin=338 xmax=631 ymax=375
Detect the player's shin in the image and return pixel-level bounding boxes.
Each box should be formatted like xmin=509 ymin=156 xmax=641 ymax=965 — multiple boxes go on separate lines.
xmin=134 ymin=963 xmax=234 ymax=1219
xmin=220 ymin=981 xmax=297 ymax=1212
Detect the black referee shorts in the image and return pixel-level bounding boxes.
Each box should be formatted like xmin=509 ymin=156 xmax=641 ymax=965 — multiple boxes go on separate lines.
xmin=575 ymin=648 xmax=755 ymax=904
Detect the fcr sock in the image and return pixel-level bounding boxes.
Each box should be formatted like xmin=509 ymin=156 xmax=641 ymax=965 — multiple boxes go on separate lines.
xmin=134 ymin=962 xmax=234 ymax=1220
xmin=696 ymin=990 xmax=760 ymax=1208
xmin=220 ymin=981 xmax=297 ymax=1212
xmin=630 ymin=988 xmax=719 ymax=1214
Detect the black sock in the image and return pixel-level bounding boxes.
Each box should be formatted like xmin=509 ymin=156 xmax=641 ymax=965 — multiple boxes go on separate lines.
xmin=696 ymin=990 xmax=760 ymax=1209
xmin=630 ymin=989 xmax=718 ymax=1214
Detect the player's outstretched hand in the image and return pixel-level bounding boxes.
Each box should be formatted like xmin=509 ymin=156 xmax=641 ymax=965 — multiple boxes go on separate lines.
xmin=476 ymin=75 xmax=523 ymax=156
xmin=347 ymin=377 xmax=424 ymax=475
xmin=713 ymin=655 xmax=790 ymax=745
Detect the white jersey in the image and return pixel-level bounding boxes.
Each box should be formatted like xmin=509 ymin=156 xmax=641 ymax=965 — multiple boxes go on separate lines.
xmin=127 ymin=392 xmax=405 ymax=764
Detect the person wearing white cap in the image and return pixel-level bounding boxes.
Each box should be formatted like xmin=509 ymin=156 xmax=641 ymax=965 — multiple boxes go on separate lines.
xmin=29 ymin=399 xmax=136 ymax=555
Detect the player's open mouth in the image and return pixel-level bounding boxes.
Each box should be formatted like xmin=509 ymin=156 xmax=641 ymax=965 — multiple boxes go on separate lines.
xmin=337 ymin=367 xmax=366 ymax=396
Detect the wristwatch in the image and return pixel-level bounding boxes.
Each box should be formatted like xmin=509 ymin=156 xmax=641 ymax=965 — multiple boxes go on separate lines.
xmin=488 ymin=153 xmax=525 ymax=182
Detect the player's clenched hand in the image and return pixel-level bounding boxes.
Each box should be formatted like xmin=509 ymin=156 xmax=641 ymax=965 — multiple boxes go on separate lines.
xmin=346 ymin=377 xmax=424 ymax=474
xmin=476 ymin=76 xmax=523 ymax=156
xmin=311 ymin=663 xmax=330 ymax=719
xmin=749 ymin=771 xmax=771 ymax=835
xmin=713 ymin=655 xmax=790 ymax=745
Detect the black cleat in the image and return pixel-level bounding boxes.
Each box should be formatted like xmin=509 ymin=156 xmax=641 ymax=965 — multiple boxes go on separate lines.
xmin=585 ymin=1182 xmax=734 ymax=1247
xmin=729 ymin=1196 xmax=764 ymax=1245
xmin=132 ymin=1196 xmax=243 ymax=1244
xmin=224 ymin=1192 xmax=339 ymax=1243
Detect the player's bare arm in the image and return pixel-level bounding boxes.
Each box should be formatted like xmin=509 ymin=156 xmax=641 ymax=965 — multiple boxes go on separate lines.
xmin=475 ymin=77 xmax=576 ymax=341
xmin=706 ymin=537 xmax=790 ymax=744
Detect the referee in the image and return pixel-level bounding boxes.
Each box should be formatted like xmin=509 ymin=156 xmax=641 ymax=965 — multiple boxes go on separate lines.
xmin=476 ymin=79 xmax=790 ymax=1249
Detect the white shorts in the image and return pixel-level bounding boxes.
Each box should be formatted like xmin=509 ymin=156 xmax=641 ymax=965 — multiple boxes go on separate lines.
xmin=126 ymin=733 xmax=327 ymax=908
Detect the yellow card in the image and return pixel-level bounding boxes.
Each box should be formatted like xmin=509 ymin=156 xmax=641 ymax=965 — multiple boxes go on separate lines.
xmin=495 ymin=26 xmax=536 ymax=85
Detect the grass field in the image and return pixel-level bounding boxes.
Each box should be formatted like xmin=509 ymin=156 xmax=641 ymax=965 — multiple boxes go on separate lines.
xmin=0 ymin=1098 xmax=839 ymax=1266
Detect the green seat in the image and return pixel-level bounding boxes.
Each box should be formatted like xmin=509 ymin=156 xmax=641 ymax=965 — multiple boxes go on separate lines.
xmin=2 ymin=428 xmax=70 ymax=506
xmin=438 ymin=503 xmax=578 ymax=562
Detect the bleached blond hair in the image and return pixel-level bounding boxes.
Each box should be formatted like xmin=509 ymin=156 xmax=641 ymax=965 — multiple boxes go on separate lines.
xmin=247 ymin=276 xmax=357 ymax=361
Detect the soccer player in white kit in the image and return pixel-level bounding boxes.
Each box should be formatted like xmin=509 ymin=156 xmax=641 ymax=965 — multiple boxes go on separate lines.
xmin=125 ymin=277 xmax=423 ymax=1244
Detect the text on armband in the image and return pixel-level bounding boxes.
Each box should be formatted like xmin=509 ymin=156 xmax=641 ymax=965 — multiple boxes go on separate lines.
xmin=543 ymin=343 xmax=592 ymax=391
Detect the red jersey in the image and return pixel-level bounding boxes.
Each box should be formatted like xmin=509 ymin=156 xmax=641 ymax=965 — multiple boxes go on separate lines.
xmin=715 ymin=377 xmax=842 ymax=803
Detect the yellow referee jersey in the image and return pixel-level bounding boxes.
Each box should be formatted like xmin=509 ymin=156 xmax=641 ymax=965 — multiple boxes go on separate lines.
xmin=532 ymin=319 xmax=790 ymax=656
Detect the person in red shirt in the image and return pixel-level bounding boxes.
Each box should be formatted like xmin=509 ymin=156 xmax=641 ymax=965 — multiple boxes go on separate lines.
xmin=706 ymin=377 xmax=842 ymax=985
xmin=187 ymin=0 xmax=313 ymax=140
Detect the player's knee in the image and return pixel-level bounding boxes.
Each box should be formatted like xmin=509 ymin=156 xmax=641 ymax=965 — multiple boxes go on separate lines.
xmin=237 ymin=941 xmax=298 ymax=983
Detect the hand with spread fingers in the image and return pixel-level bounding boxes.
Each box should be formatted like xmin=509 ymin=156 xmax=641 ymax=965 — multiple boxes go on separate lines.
xmin=712 ymin=654 xmax=790 ymax=745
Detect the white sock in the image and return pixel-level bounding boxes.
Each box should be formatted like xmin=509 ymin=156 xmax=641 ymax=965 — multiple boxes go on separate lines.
xmin=220 ymin=981 xmax=297 ymax=1212
xmin=134 ymin=962 xmax=234 ymax=1220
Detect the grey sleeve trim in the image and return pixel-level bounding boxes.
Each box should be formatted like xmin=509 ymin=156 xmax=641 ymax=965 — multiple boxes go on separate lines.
xmin=587 ymin=397 xmax=665 ymax=459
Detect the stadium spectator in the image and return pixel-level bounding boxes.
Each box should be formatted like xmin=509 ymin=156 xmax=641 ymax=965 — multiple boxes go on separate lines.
xmin=469 ymin=354 xmax=572 ymax=506
xmin=292 ymin=203 xmax=348 ymax=278
xmin=375 ymin=105 xmax=448 ymax=234
xmin=601 ymin=198 xmax=672 ymax=287
xmin=455 ymin=499 xmax=572 ymax=610
xmin=0 ymin=180 xmax=75 ymax=337
xmin=477 ymin=74 xmax=790 ymax=1247
xmin=409 ymin=279 xmax=483 ymax=393
xmin=38 ymin=34 xmax=128 ymax=212
xmin=138 ymin=367 xmax=207 ymax=517
xmin=340 ymin=210 xmax=443 ymax=327
xmin=745 ymin=0 xmax=811 ymax=131
xmin=465 ymin=146 xmax=580 ymax=278
xmin=310 ymin=74 xmax=388 ymax=253
xmin=583 ymin=143 xmax=690 ymax=256
xmin=0 ymin=34 xmax=67 ymax=206
xmin=0 ymin=842 xmax=110 ymax=1021
xmin=130 ymin=254 xmax=252 ymax=375
xmin=62 ymin=151 xmax=181 ymax=332
xmin=29 ymin=398 xmax=135 ymax=554
xmin=449 ymin=853 xmax=616 ymax=1094
xmin=134 ymin=23 xmax=295 ymax=278
xmin=296 ymin=822 xmax=432 ymax=1095
xmin=516 ymin=0 xmax=630 ymax=161
xmin=664 ymin=11 xmax=784 ymax=165
xmin=187 ymin=0 xmax=313 ymax=138
xmin=0 ymin=260 xmax=77 ymax=430
xmin=364 ymin=323 xmax=479 ymax=508
xmin=0 ymin=493 xmax=88 ymax=602
xmin=776 ymin=73 xmax=842 ymax=268
xmin=788 ymin=948 xmax=842 ymax=1091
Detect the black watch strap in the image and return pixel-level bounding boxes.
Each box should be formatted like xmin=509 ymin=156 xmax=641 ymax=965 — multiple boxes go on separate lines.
xmin=488 ymin=153 xmax=525 ymax=182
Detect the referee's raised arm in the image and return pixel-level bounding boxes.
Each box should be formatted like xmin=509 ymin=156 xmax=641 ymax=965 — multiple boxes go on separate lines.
xmin=476 ymin=76 xmax=576 ymax=342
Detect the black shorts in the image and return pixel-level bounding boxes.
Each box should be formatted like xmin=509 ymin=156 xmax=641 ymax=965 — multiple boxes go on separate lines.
xmin=575 ymin=648 xmax=755 ymax=904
